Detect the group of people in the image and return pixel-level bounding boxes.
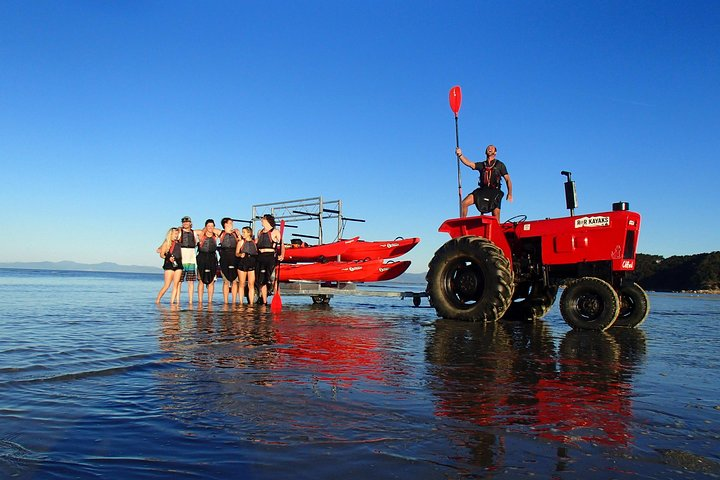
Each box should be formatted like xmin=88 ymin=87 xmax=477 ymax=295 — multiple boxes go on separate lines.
xmin=155 ymin=214 xmax=285 ymax=306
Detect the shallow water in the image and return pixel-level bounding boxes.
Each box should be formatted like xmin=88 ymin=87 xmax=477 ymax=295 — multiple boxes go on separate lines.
xmin=1 ymin=269 xmax=719 ymax=479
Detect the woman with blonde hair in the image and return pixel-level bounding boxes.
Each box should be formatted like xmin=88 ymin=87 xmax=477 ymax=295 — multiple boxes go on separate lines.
xmin=156 ymin=227 xmax=183 ymax=304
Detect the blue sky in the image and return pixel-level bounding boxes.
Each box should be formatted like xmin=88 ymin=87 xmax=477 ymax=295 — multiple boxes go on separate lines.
xmin=1 ymin=1 xmax=718 ymax=273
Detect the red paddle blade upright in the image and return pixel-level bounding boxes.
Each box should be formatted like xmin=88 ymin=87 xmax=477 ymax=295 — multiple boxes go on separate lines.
xmin=449 ymin=85 xmax=462 ymax=117
xmin=270 ymin=220 xmax=286 ymax=313
xmin=270 ymin=285 xmax=282 ymax=312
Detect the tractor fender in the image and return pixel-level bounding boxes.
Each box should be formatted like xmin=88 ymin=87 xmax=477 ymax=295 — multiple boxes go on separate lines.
xmin=438 ymin=215 xmax=513 ymax=268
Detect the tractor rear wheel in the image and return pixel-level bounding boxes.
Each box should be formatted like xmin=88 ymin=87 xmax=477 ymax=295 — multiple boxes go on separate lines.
xmin=613 ymin=282 xmax=649 ymax=328
xmin=503 ymin=281 xmax=558 ymax=322
xmin=559 ymin=277 xmax=620 ymax=331
xmin=426 ymin=236 xmax=514 ymax=322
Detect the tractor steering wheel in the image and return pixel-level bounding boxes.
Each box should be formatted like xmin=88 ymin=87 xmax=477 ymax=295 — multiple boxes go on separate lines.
xmin=503 ymin=215 xmax=527 ymax=225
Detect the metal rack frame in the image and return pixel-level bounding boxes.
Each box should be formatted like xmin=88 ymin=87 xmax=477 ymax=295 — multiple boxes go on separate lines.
xmin=251 ymin=197 xmax=364 ymax=244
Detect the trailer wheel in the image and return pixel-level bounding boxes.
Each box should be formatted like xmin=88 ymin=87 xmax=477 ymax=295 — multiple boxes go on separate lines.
xmin=613 ymin=282 xmax=649 ymax=328
xmin=504 ymin=282 xmax=558 ymax=322
xmin=560 ymin=277 xmax=620 ymax=330
xmin=311 ymin=295 xmax=331 ymax=305
xmin=426 ymin=236 xmax=514 ymax=322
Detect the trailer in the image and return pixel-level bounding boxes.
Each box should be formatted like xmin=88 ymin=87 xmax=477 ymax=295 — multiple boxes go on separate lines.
xmin=248 ymin=196 xmax=426 ymax=307
xmin=279 ymin=281 xmax=428 ymax=307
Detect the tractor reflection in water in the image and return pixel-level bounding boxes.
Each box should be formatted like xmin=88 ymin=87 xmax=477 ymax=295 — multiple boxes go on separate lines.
xmin=425 ymin=320 xmax=647 ymax=470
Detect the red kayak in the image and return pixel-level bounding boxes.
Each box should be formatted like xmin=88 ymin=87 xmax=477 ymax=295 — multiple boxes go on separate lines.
xmin=356 ymin=260 xmax=411 ymax=282
xmin=339 ymin=237 xmax=420 ymax=261
xmin=282 ymin=237 xmax=359 ymax=263
xmin=278 ymin=259 xmax=410 ymax=283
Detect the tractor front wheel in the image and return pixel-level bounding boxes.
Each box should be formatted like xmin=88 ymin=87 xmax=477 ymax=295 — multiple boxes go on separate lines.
xmin=613 ymin=282 xmax=650 ymax=328
xmin=559 ymin=277 xmax=620 ymax=331
xmin=426 ymin=236 xmax=514 ymax=322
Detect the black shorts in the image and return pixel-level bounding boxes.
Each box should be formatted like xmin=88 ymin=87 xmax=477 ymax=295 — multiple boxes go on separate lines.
xmin=472 ymin=187 xmax=503 ymax=213
xmin=255 ymin=252 xmax=276 ymax=285
xmin=238 ymin=255 xmax=257 ymax=272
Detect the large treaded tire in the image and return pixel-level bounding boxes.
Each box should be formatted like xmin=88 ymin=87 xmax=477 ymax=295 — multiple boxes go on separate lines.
xmin=503 ymin=281 xmax=558 ymax=322
xmin=560 ymin=277 xmax=620 ymax=331
xmin=426 ymin=236 xmax=514 ymax=322
xmin=613 ymin=282 xmax=650 ymax=328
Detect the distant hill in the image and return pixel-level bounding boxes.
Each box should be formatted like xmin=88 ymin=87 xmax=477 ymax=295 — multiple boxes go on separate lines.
xmin=393 ymin=272 xmax=427 ymax=285
xmin=0 ymin=261 xmax=161 ymax=274
xmin=629 ymin=252 xmax=720 ymax=292
xmin=3 ymin=252 xmax=718 ymax=292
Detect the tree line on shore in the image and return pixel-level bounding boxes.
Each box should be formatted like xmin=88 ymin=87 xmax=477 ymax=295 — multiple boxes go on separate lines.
xmin=630 ymin=252 xmax=720 ymax=292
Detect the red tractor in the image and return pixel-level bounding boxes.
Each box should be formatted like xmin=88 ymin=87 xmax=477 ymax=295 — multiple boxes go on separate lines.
xmin=426 ymin=172 xmax=649 ymax=330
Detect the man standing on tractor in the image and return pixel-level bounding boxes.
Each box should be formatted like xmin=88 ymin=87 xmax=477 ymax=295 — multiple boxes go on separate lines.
xmin=456 ymin=144 xmax=513 ymax=221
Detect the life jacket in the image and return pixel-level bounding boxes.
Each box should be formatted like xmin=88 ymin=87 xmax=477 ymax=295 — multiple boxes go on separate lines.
xmin=165 ymin=240 xmax=181 ymax=260
xmin=197 ymin=231 xmax=217 ymax=253
xmin=480 ymin=159 xmax=502 ymax=189
xmin=256 ymin=228 xmax=276 ymax=250
xmin=239 ymin=238 xmax=258 ymax=256
xmin=218 ymin=230 xmax=238 ymax=250
xmin=180 ymin=229 xmax=198 ymax=248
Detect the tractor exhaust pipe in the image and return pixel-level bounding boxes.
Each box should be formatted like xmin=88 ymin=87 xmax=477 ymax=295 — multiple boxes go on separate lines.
xmin=613 ymin=201 xmax=629 ymax=211
xmin=561 ymin=171 xmax=578 ymax=216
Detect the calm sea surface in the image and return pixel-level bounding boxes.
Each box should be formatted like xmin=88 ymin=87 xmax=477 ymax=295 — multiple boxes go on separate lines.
xmin=1 ymin=268 xmax=719 ymax=479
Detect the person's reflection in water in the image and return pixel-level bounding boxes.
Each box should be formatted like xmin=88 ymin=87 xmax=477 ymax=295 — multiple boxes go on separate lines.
xmin=154 ymin=304 xmax=410 ymax=449
xmin=157 ymin=304 xmax=185 ymax=364
xmin=157 ymin=303 xmax=278 ymax=370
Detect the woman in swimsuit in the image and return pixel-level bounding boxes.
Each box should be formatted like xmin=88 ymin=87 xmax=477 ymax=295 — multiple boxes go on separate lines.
xmin=156 ymin=228 xmax=182 ymax=304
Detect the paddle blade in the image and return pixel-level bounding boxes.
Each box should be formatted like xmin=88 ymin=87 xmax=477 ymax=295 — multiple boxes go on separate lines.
xmin=271 ymin=289 xmax=282 ymax=312
xmin=449 ymin=85 xmax=462 ymax=116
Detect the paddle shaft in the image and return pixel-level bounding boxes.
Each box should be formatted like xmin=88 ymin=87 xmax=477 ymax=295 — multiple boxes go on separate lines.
xmin=270 ymin=220 xmax=285 ymax=312
xmin=455 ymin=114 xmax=462 ymax=217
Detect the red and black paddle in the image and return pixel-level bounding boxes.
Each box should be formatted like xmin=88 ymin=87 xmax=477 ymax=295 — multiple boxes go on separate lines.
xmin=449 ymin=85 xmax=463 ymax=216
xmin=270 ymin=220 xmax=285 ymax=313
